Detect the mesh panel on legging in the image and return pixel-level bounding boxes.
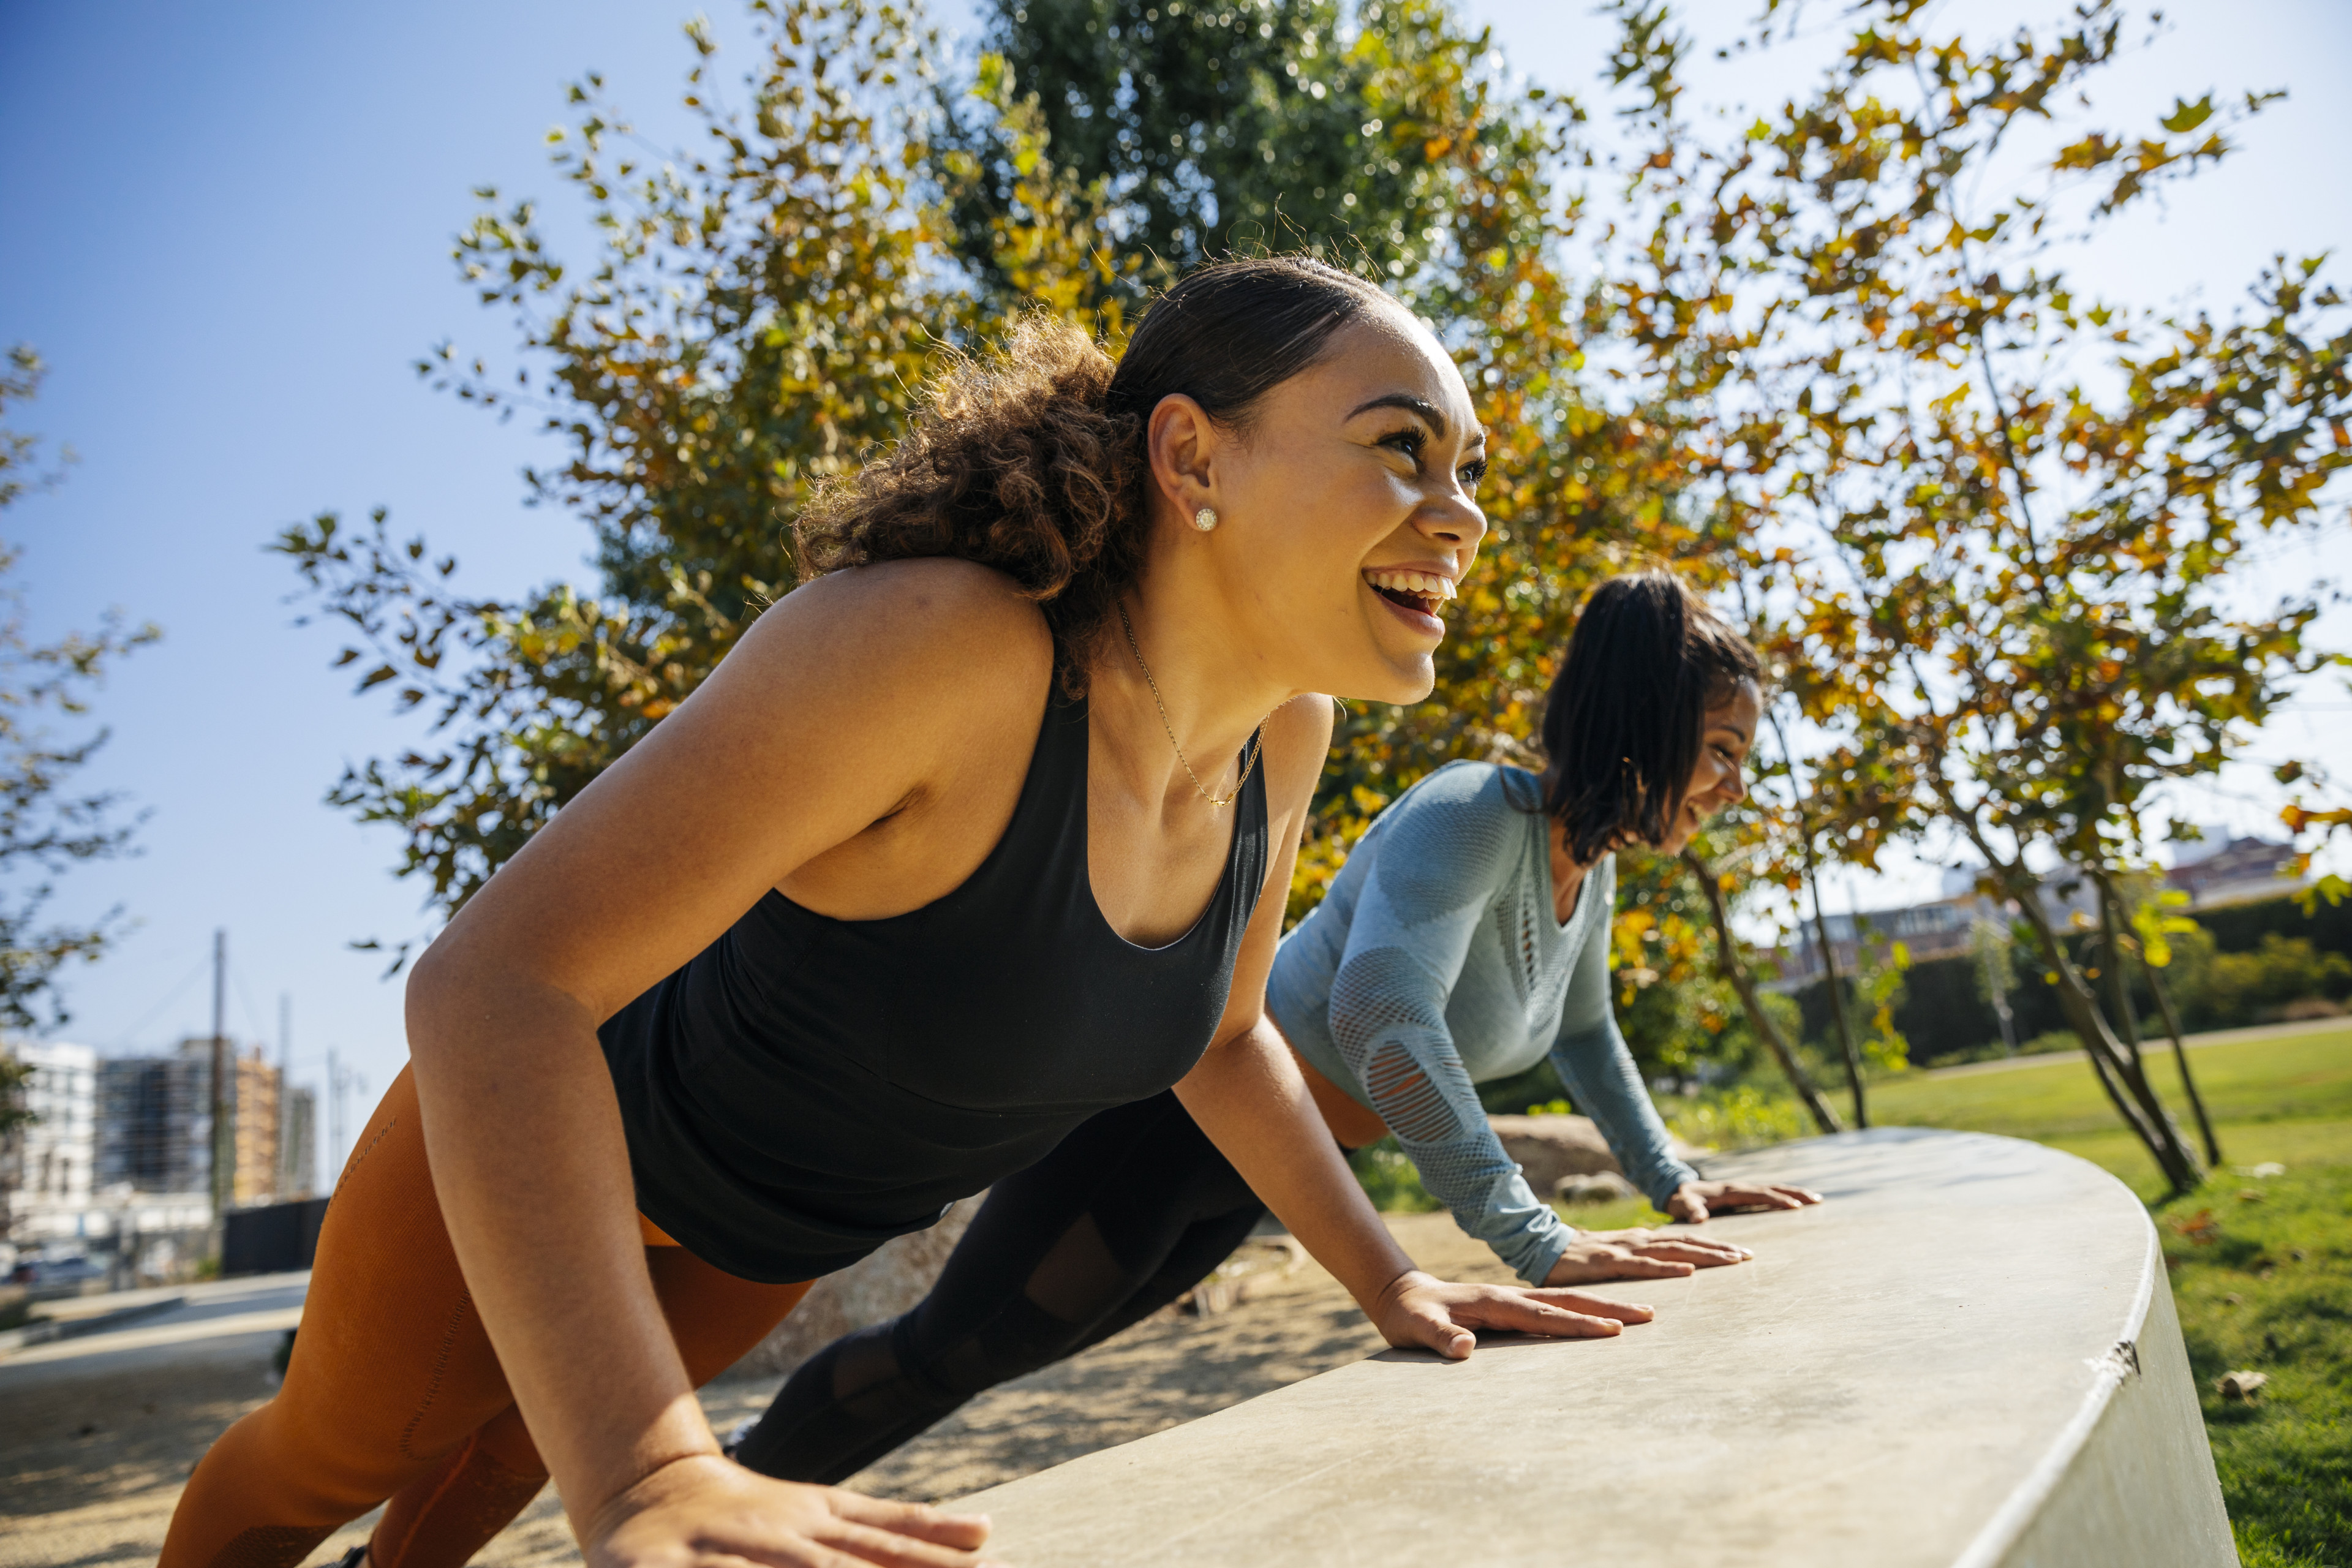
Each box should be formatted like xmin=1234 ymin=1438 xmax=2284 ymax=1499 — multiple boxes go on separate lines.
xmin=731 ymin=1091 xmax=1269 ymax=1485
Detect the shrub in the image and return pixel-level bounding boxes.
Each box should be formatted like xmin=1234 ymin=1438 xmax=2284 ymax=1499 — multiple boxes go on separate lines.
xmin=1664 ymin=1084 xmax=1811 ymax=1152
xmin=2171 ymin=932 xmax=2352 ymax=1031
xmin=1348 ymin=1138 xmax=1444 ymax=1214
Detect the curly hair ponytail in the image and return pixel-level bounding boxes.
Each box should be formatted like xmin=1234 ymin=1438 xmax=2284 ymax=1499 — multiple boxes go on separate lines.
xmin=796 ymin=255 xmax=1392 ymax=688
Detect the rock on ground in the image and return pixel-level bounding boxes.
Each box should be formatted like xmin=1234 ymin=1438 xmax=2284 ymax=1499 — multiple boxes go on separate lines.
xmin=1486 ymin=1114 xmax=1701 ymax=1199
xmin=1487 ymin=1114 xmax=1624 ymax=1195
xmin=726 ymin=1194 xmax=987 ymax=1380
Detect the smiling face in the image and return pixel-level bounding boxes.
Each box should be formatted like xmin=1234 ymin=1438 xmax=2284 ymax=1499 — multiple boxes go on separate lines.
xmin=1147 ymin=304 xmax=1487 ymax=704
xmin=1654 ymin=678 xmax=1762 ymax=855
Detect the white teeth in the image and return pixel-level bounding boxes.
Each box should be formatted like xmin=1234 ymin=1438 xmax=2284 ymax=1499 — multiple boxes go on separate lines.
xmin=1363 ymin=568 xmax=1457 ymax=600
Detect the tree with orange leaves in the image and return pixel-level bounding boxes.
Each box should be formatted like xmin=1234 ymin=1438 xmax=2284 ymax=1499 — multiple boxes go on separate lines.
xmin=1596 ymin=0 xmax=2351 ymax=1193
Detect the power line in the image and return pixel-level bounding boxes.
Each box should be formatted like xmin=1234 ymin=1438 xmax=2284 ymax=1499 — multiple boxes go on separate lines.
xmin=99 ymin=951 xmax=212 ymax=1051
xmin=230 ymin=960 xmax=271 ymax=1054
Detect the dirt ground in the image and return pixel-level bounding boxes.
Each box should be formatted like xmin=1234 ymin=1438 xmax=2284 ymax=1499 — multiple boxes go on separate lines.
xmin=0 ymin=1215 xmax=1506 ymax=1567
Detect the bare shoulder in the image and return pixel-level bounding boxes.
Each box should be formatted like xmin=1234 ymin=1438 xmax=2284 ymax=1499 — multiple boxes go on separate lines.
xmin=1257 ymin=693 xmax=1338 ymax=821
xmin=728 ymin=559 xmax=1053 ymax=713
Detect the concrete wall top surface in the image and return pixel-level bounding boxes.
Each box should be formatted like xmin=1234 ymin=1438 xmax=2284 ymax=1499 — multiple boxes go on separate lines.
xmin=953 ymin=1126 xmax=2234 ymax=1567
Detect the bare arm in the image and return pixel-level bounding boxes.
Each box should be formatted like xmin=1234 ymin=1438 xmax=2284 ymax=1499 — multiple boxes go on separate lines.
xmin=405 ymin=562 xmax=1035 ymax=1566
xmin=1174 ymin=701 xmax=1654 ymax=1357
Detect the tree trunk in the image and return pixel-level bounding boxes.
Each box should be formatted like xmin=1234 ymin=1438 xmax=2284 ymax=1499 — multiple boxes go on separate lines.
xmin=2094 ymin=876 xmax=2147 ymax=1078
xmin=1973 ymin=920 xmax=2019 ymax=1055
xmin=1683 ymin=848 xmax=1844 ymax=1136
xmin=2010 ymin=890 xmax=2204 ymax=1195
xmin=2144 ymin=959 xmax=2223 ymax=1169
xmin=1798 ymin=837 xmax=1868 ymax=1129
xmin=2076 ymin=1005 xmax=2153 ymax=1153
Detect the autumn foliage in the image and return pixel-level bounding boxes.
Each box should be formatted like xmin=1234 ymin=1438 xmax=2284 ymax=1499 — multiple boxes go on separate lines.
xmin=280 ymin=0 xmax=2348 ymax=1191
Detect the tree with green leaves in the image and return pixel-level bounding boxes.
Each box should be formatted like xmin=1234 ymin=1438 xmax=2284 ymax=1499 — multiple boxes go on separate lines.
xmin=280 ymin=0 xmax=1057 ymax=948
xmin=943 ymin=0 xmax=1524 ymax=279
xmin=0 ymin=347 xmax=158 ymax=1129
xmin=284 ymin=0 xmax=1713 ymax=957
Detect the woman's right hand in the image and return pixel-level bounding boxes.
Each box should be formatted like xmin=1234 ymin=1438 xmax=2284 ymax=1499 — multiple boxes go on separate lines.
xmin=1543 ymin=1227 xmax=1752 ymax=1286
xmin=587 ymin=1455 xmax=1000 ymax=1568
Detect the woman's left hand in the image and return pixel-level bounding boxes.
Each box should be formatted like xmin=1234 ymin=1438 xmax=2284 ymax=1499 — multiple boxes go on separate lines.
xmin=1665 ymin=1178 xmax=1823 ymax=1223
xmin=1371 ymin=1269 xmax=1653 ymax=1360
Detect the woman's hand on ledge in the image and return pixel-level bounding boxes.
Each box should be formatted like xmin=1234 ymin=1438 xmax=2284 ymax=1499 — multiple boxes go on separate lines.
xmin=1545 ymin=1227 xmax=1751 ymax=1284
xmin=587 ymin=1454 xmax=998 ymax=1568
xmin=1665 ymin=1179 xmax=1824 ymax=1224
xmin=1371 ymin=1269 xmax=1654 ymax=1360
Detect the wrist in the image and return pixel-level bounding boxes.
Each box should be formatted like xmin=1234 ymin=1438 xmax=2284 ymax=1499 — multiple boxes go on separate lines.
xmin=1369 ymin=1267 xmax=1437 ymax=1319
xmin=578 ymin=1447 xmax=731 ymax=1547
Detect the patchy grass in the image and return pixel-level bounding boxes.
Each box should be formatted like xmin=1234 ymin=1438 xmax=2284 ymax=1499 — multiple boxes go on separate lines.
xmin=2158 ymin=1165 xmax=2352 ymax=1568
xmin=1836 ymin=1028 xmax=2352 ymax=1566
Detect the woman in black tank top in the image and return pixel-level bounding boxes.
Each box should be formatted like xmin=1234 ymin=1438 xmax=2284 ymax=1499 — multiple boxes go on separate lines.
xmin=168 ymin=258 xmax=1651 ymax=1568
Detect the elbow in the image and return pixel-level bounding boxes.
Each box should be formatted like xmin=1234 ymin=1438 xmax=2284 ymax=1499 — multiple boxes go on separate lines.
xmin=403 ymin=932 xmax=521 ymax=1080
xmin=401 ymin=922 xmax=608 ymax=1096
xmin=402 ymin=939 xmax=466 ymax=1077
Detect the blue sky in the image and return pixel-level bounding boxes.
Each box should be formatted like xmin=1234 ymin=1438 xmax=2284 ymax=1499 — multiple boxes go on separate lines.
xmin=3 ymin=0 xmax=2346 ymax=1174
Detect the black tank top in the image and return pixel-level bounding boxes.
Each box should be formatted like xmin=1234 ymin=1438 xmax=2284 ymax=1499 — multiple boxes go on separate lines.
xmin=598 ymin=690 xmax=1270 ymax=1282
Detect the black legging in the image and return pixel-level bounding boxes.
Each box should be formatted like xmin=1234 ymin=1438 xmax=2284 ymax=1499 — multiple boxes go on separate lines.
xmin=732 ymin=1090 xmax=1278 ymax=1483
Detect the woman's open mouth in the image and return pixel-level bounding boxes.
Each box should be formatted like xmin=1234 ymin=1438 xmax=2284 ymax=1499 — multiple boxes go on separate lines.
xmin=1363 ymin=567 xmax=1456 ymax=626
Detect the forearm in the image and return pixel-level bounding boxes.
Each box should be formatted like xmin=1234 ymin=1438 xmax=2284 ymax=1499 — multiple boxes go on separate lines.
xmin=1549 ymin=1030 xmax=1697 ymax=1206
xmin=408 ymin=968 xmax=710 ymax=1533
xmin=1395 ymin=1142 xmax=1578 ymax=1285
xmin=1175 ymin=1016 xmax=1419 ymax=1313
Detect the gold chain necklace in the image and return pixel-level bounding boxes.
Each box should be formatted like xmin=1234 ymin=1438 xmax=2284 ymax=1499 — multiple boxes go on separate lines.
xmin=1115 ymin=599 xmax=1268 ymax=810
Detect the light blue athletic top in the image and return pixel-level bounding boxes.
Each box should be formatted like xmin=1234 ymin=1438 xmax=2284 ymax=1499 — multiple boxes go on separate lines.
xmin=1267 ymin=760 xmax=1698 ymax=1284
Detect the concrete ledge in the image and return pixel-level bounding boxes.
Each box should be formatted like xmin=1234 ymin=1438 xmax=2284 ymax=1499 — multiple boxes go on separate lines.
xmin=951 ymin=1128 xmax=2236 ymax=1567
xmin=0 ymin=1294 xmax=187 ymax=1355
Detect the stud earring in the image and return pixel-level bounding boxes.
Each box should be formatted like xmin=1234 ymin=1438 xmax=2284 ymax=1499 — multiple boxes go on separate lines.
xmin=1193 ymin=507 xmax=1219 ymax=532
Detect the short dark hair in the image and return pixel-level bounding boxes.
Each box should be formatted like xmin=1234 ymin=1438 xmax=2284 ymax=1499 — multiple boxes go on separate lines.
xmin=1540 ymin=569 xmax=1763 ymax=864
xmin=798 ymin=255 xmax=1395 ymax=690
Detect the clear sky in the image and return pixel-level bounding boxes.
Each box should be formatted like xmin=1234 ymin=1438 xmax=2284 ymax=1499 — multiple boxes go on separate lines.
xmin=4 ymin=0 xmax=2346 ymax=1175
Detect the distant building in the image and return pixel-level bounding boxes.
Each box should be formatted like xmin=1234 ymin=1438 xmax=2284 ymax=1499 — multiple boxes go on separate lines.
xmin=1776 ymin=897 xmax=1985 ymax=987
xmin=1773 ymin=841 xmax=2314 ymax=994
xmin=96 ymin=1038 xmax=288 ymax=1206
xmin=230 ymin=1045 xmax=281 ymax=1206
xmin=280 ymin=1083 xmax=317 ymax=1199
xmin=97 ymin=1043 xmax=213 ymax=1196
xmin=2165 ymin=835 xmax=2304 ymax=911
xmin=1 ymin=1037 xmax=300 ymax=1278
xmin=1773 ymin=870 xmax=2103 ymax=989
xmin=2 ymin=1041 xmax=99 ymax=1251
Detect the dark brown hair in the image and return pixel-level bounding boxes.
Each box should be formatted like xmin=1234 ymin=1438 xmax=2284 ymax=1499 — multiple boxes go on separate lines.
xmin=1541 ymin=568 xmax=1764 ymax=864
xmin=795 ymin=255 xmax=1393 ymax=687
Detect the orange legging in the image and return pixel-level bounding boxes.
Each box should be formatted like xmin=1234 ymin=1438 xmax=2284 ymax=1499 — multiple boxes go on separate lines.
xmin=160 ymin=1066 xmax=812 ymax=1568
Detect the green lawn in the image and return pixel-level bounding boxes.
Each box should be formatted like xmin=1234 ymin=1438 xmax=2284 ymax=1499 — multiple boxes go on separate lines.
xmin=1867 ymin=1027 xmax=2352 ymax=1200
xmin=1862 ymin=1028 xmax=2352 ymax=1567
xmin=2160 ymin=1166 xmax=2352 ymax=1568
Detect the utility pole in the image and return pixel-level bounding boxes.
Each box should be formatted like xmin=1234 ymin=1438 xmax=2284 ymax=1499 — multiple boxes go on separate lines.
xmin=326 ymin=1046 xmax=342 ymax=1182
xmin=209 ymin=928 xmax=231 ymax=1220
xmin=278 ymin=992 xmax=293 ymax=1200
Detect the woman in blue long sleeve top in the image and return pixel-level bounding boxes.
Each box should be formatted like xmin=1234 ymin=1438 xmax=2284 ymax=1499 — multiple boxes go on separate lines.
xmin=1273 ymin=764 xmax=1698 ymax=1283
xmin=734 ymin=569 xmax=1822 ymax=1483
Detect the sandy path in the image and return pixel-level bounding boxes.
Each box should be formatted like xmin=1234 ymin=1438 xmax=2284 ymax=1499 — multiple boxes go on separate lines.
xmin=0 ymin=1215 xmax=1505 ymax=1567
